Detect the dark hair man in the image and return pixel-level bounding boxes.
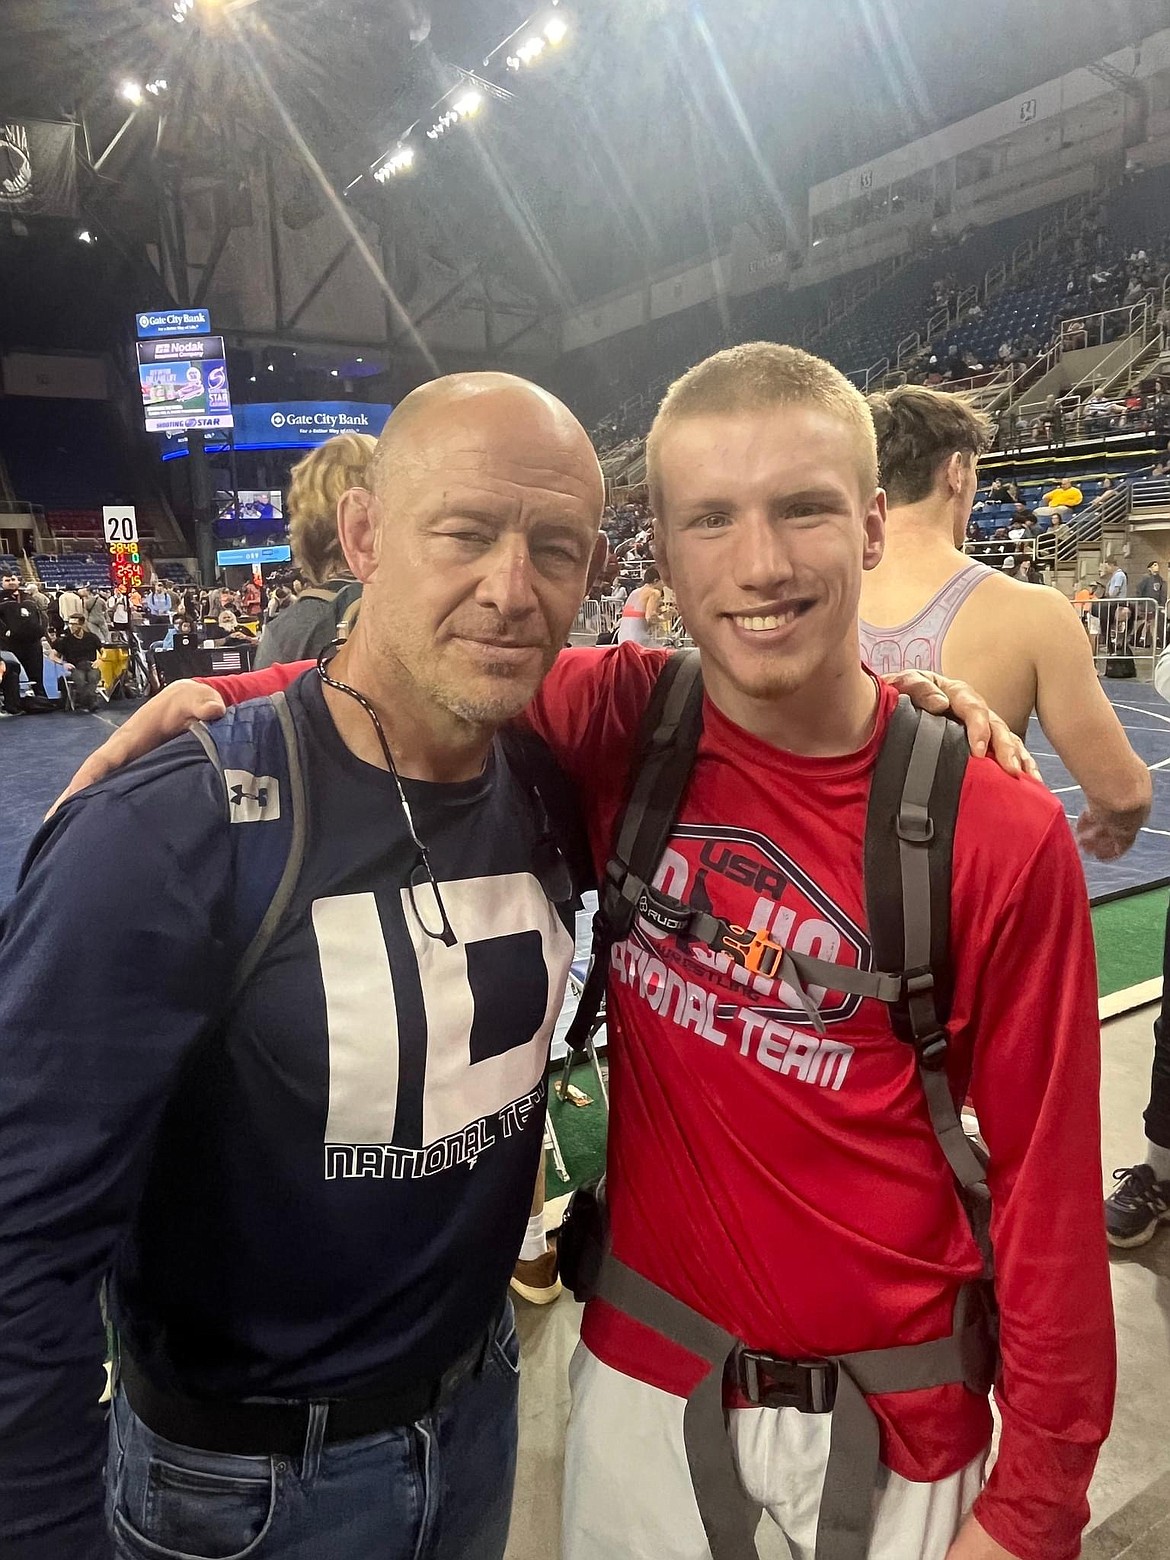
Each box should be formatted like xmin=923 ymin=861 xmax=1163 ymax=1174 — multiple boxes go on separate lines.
xmin=861 ymin=383 xmax=1151 ymax=861
xmin=55 ymin=615 xmax=103 ymax=711
xmin=64 ymin=346 xmax=1104 ymax=1560
xmin=0 ymin=571 xmax=47 ymax=697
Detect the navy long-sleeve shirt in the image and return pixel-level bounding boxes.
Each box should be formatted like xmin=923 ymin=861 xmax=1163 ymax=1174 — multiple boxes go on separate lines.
xmin=0 ymin=671 xmax=574 ymax=1555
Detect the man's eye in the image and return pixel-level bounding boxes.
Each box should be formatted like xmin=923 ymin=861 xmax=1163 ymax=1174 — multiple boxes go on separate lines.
xmin=694 ymin=513 xmax=729 ymax=529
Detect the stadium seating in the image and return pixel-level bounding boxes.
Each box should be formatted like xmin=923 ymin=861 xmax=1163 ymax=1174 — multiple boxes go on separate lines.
xmin=32 ymin=553 xmax=113 ymax=590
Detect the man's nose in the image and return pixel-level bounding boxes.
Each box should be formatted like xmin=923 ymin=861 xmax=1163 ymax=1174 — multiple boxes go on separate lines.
xmin=731 ymin=513 xmax=795 ymax=594
xmin=476 ymin=538 xmax=541 ymax=620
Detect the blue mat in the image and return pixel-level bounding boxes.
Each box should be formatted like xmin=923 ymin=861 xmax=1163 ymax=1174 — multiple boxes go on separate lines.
xmin=1025 ymin=678 xmax=1170 ymax=904
xmin=0 ymin=707 xmax=135 ymax=904
xmin=2 ymin=682 xmax=1168 ymax=909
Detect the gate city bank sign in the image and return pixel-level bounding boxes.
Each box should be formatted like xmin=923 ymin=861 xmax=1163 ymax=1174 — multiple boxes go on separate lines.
xmin=160 ymin=401 xmax=394 ymax=456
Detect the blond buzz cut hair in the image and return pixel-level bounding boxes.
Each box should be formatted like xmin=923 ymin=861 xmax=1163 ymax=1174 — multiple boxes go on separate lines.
xmin=646 ymin=341 xmax=880 ymax=513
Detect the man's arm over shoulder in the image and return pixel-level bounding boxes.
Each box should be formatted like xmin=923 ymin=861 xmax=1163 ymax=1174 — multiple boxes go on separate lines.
xmin=1030 ymin=587 xmax=1151 ymax=854
xmin=957 ymin=793 xmax=1114 ymax=1560
xmin=0 ymin=745 xmax=234 ymax=1557
xmin=522 ymin=643 xmax=670 ymax=785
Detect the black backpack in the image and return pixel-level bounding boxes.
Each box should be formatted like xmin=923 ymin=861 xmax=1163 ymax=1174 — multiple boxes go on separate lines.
xmin=560 ymin=651 xmax=995 ymax=1313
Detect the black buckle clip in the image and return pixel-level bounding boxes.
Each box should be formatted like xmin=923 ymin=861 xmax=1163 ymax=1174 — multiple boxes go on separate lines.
xmin=733 ymin=1349 xmax=837 ymax=1414
xmin=916 ymin=1031 xmax=949 ymax=1069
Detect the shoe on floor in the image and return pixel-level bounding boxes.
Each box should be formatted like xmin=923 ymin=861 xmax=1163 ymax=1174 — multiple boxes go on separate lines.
xmin=1105 ymin=1163 xmax=1170 ymax=1248
xmin=510 ymin=1236 xmax=561 ymax=1305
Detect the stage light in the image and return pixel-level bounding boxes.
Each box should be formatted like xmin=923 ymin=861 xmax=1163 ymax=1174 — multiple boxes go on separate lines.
xmin=77 ymin=228 xmax=95 ymax=244
xmin=145 ymin=79 xmax=168 ymax=96
xmin=373 ymin=142 xmax=417 ymax=181
xmin=266 ymin=363 xmax=274 ymax=372
xmin=119 ymin=80 xmax=145 ymax=107
xmin=171 ymin=0 xmax=195 ymax=21
xmin=544 ymin=15 xmax=568 ymax=45
xmin=453 ymin=90 xmax=483 ymax=118
xmin=330 ymin=370 xmax=339 ymax=377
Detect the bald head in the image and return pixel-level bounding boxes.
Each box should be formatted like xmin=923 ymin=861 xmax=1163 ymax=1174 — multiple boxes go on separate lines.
xmin=371 ymin=372 xmax=602 ymax=510
xmin=334 ymin=369 xmax=605 ymax=734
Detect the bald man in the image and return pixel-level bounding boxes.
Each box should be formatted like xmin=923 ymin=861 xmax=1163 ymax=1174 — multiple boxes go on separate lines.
xmin=0 ymin=374 xmax=605 ymax=1560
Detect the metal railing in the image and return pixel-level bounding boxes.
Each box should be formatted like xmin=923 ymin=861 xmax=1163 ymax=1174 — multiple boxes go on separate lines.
xmin=1079 ymin=595 xmax=1168 ymax=678
xmin=859 ymin=188 xmax=1106 ymax=392
xmin=1131 ymin=477 xmax=1170 ymax=517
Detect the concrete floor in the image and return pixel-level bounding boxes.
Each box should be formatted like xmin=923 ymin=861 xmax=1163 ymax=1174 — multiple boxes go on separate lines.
xmin=504 ymin=1004 xmax=1170 ymax=1560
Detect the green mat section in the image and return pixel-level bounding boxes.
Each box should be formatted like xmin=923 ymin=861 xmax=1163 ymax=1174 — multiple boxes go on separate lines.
xmin=544 ymin=1062 xmax=608 ymax=1199
xmin=1092 ymin=888 xmax=1168 ymax=999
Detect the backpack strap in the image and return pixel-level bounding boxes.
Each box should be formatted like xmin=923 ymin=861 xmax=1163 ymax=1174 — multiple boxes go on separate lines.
xmin=562 ymin=649 xmax=705 ymax=1057
xmin=864 ymin=697 xmax=992 ymax=1243
xmin=187 ymin=690 xmax=310 ymax=1000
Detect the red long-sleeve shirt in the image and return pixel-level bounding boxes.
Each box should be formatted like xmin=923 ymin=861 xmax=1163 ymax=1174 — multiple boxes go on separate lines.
xmin=206 ymin=648 xmax=1115 ymax=1560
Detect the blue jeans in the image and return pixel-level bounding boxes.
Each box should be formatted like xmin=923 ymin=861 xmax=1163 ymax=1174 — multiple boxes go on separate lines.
xmin=105 ymin=1305 xmax=520 ymax=1560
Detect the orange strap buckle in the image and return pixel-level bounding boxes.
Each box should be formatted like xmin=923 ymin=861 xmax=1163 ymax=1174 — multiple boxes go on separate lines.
xmin=721 ymin=925 xmax=784 ymax=979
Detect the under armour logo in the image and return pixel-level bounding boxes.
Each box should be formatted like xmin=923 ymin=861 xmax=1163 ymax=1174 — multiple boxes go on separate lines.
xmin=223 ymin=769 xmax=280 ymax=823
xmin=230 ymin=782 xmax=269 ymax=809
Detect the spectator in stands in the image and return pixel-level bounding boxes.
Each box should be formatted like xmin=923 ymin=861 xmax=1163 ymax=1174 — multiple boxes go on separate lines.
xmin=862 ymin=383 xmax=1150 ymax=859
xmin=254 ymin=432 xmax=376 ymax=670
xmin=108 ymin=589 xmax=133 ymax=633
xmin=81 ymin=587 xmax=109 ymax=642
xmin=1017 ymin=558 xmax=1045 ymax=586
xmin=158 ymin=615 xmax=199 ymax=652
xmin=0 ymin=572 xmax=47 ymax=698
xmin=1106 ymin=560 xmax=1129 ymax=598
xmin=0 ymin=650 xmax=22 ymax=717
xmin=1134 ymin=562 xmax=1167 ymax=649
xmin=210 ymin=610 xmax=256 ymax=649
xmin=1042 ymin=477 xmax=1083 ymax=512
xmin=1063 ymin=318 xmax=1088 ymax=350
xmin=58 ymin=585 xmax=83 ymax=625
xmin=240 ymin=576 xmax=262 ymax=617
xmin=1158 ymin=301 xmax=1170 ymax=348
xmin=144 ymin=581 xmax=174 ymax=624
xmin=53 ymin=615 xmax=103 ymax=712
xmin=986 ymin=475 xmax=1014 ymax=503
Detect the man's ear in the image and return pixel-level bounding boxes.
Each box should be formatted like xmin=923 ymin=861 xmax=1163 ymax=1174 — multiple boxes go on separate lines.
xmin=945 ymin=451 xmax=966 ymax=497
xmin=336 ymin=489 xmax=379 ymax=583
xmin=862 ymin=489 xmax=887 ymax=573
xmin=652 ymin=521 xmax=672 ymax=586
xmin=586 ymin=531 xmax=608 ymax=593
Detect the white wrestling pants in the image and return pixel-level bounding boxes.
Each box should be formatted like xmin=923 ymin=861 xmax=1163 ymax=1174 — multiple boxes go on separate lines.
xmin=561 ymin=1344 xmax=987 ymax=1560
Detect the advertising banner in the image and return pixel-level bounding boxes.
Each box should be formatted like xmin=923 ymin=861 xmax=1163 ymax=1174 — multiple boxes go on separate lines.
xmin=137 ymin=335 xmax=233 ymax=434
xmin=215 ymin=545 xmax=292 ymax=567
xmin=136 ymin=308 xmax=212 ymax=339
xmin=0 ymin=119 xmax=77 ymax=217
xmin=160 ymin=401 xmax=391 ymax=455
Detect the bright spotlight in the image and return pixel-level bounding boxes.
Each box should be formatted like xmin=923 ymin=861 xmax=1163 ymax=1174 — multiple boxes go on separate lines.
xmin=453 ymin=90 xmax=483 ymax=118
xmin=373 ymin=143 xmax=416 ymax=181
xmin=77 ymin=228 xmax=95 ymax=244
xmin=145 ymin=78 xmax=169 ymax=96
xmin=516 ymin=35 xmax=546 ymax=65
xmin=544 ymin=15 xmax=568 ymax=45
xmin=119 ymin=80 xmax=145 ymax=107
xmin=330 ymin=370 xmax=339 ymax=378
xmin=171 ymin=0 xmax=195 ymax=21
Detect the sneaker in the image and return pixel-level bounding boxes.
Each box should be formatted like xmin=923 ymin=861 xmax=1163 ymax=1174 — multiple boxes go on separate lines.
xmin=510 ymin=1235 xmax=562 ymax=1306
xmin=1105 ymin=1164 xmax=1170 ymax=1248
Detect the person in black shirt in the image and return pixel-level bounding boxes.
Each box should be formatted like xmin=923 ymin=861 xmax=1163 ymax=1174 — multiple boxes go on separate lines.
xmin=53 ymin=615 xmax=103 ymax=711
xmin=0 ymin=571 xmax=48 ymax=697
xmin=0 ymin=373 xmax=606 ymax=1560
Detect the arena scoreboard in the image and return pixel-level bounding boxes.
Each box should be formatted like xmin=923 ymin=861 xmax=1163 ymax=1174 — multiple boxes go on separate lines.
xmin=108 ymin=540 xmax=145 ymax=593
